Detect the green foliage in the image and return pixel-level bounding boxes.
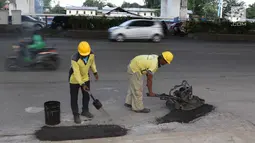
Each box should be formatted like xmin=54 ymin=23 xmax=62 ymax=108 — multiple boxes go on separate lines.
xmin=246 ymin=3 xmax=255 ymax=19
xmin=50 ymin=4 xmax=65 ymax=14
xmin=43 ymin=0 xmax=52 ymax=8
xmin=67 ymin=16 xmax=149 ymax=30
xmin=144 ymin=0 xmax=160 ymax=9
xmin=0 ymin=1 xmax=5 ymax=8
xmin=106 ymin=2 xmax=115 ymax=7
xmin=222 ymin=0 xmax=245 ymax=18
xmin=59 ymin=15 xmax=255 ymax=35
xmin=186 ymin=21 xmax=255 ymax=34
xmin=188 ymin=0 xmax=218 ymax=18
xmin=83 ymin=0 xmax=115 ymax=9
xmin=121 ymin=2 xmax=142 ymax=8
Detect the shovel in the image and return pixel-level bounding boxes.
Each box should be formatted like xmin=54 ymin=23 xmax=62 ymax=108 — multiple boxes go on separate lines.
xmin=87 ymin=91 xmax=103 ymax=110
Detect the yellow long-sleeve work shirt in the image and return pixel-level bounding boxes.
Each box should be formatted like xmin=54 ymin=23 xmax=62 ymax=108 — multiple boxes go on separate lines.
xmin=69 ymin=52 xmax=97 ymax=85
xmin=129 ymin=54 xmax=159 ymax=75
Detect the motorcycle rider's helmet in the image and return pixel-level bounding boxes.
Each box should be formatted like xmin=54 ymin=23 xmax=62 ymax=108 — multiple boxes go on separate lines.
xmin=78 ymin=41 xmax=91 ymax=56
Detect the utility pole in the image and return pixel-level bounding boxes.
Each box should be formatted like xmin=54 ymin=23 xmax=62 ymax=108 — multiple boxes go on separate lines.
xmin=217 ymin=0 xmax=223 ymax=18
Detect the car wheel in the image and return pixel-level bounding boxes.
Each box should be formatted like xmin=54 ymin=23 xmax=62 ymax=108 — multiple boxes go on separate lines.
xmin=34 ymin=24 xmax=42 ymax=30
xmin=116 ymin=34 xmax=125 ymax=42
xmin=152 ymin=34 xmax=161 ymax=43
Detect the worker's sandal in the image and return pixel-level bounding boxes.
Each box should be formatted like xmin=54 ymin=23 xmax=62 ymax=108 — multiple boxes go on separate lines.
xmin=134 ymin=108 xmax=151 ymax=113
xmin=74 ymin=115 xmax=81 ymax=124
xmin=81 ymin=111 xmax=94 ymax=118
xmin=124 ymin=103 xmax=132 ymax=108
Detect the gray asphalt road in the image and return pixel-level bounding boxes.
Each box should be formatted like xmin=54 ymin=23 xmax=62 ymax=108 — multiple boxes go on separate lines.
xmin=0 ymin=38 xmax=255 ymax=142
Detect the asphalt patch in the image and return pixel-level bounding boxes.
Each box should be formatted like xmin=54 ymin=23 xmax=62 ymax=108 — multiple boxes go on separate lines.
xmin=34 ymin=124 xmax=128 ymax=141
xmin=156 ymin=104 xmax=215 ymax=124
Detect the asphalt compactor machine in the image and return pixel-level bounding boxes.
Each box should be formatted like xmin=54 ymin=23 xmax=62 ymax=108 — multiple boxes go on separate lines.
xmin=148 ymin=80 xmax=205 ymax=111
xmin=148 ymin=80 xmax=214 ymax=124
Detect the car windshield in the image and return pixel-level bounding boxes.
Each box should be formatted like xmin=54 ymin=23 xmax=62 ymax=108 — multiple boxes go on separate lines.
xmin=119 ymin=20 xmax=132 ymax=27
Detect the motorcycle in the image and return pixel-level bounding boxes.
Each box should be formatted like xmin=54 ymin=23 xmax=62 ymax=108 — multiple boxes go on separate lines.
xmin=4 ymin=40 xmax=60 ymax=71
xmin=170 ymin=22 xmax=187 ymax=37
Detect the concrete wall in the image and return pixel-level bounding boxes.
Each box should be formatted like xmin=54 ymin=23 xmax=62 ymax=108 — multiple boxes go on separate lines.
xmin=161 ymin=0 xmax=181 ymax=18
xmin=9 ymin=0 xmax=35 ymax=15
xmin=11 ymin=10 xmax=22 ymax=25
xmin=0 ymin=10 xmax=8 ymax=24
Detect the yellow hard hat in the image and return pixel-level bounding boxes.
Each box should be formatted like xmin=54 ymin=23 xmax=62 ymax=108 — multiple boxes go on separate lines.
xmin=162 ymin=51 xmax=174 ymax=64
xmin=78 ymin=41 xmax=91 ymax=56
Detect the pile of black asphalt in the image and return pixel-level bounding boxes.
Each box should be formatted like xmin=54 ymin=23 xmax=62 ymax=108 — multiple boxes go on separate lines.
xmin=34 ymin=124 xmax=128 ymax=141
xmin=156 ymin=104 xmax=215 ymax=124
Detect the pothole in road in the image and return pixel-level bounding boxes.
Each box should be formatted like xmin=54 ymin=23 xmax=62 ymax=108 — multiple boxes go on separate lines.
xmin=34 ymin=125 xmax=128 ymax=141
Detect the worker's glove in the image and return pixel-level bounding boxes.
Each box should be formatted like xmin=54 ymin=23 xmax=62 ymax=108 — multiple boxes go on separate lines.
xmin=82 ymin=84 xmax=89 ymax=91
xmin=94 ymin=72 xmax=99 ymax=81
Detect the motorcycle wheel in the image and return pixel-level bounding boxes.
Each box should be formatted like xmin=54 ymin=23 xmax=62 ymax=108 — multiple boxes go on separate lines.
xmin=4 ymin=58 xmax=20 ymax=71
xmin=44 ymin=58 xmax=60 ymax=71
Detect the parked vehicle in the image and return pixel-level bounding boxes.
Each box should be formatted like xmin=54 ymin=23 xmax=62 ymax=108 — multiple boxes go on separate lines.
xmin=51 ymin=16 xmax=71 ymax=30
xmin=42 ymin=16 xmax=54 ymax=26
xmin=170 ymin=22 xmax=187 ymax=36
xmin=108 ymin=19 xmax=164 ymax=42
xmin=8 ymin=15 xmax=46 ymax=30
xmin=4 ymin=39 xmax=60 ymax=71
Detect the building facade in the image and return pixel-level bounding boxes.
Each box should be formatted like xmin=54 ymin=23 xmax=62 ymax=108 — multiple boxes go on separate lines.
xmin=65 ymin=6 xmax=98 ymax=16
xmin=65 ymin=6 xmax=158 ymax=17
xmin=8 ymin=0 xmax=43 ymax=15
xmin=124 ymin=8 xmax=157 ymax=17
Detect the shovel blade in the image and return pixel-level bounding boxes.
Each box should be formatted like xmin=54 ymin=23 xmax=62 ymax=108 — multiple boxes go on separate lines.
xmin=93 ymin=99 xmax=102 ymax=110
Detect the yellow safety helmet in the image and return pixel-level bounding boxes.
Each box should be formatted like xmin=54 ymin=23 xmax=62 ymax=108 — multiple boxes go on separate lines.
xmin=162 ymin=51 xmax=174 ymax=64
xmin=78 ymin=41 xmax=91 ymax=56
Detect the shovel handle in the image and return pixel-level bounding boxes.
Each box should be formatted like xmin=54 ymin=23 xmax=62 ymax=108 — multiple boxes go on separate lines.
xmin=87 ymin=91 xmax=96 ymax=101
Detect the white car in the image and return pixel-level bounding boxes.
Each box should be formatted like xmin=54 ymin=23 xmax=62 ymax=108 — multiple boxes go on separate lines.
xmin=108 ymin=19 xmax=164 ymax=42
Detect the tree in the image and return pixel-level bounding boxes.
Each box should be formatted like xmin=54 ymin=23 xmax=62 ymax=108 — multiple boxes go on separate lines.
xmin=83 ymin=0 xmax=104 ymax=9
xmin=50 ymin=4 xmax=65 ymax=14
xmin=222 ymin=0 xmax=245 ymax=19
xmin=0 ymin=0 xmax=6 ymax=8
xmin=188 ymin=0 xmax=217 ymax=17
xmin=144 ymin=0 xmax=160 ymax=8
xmin=43 ymin=0 xmax=52 ymax=8
xmin=246 ymin=2 xmax=255 ymax=18
xmin=121 ymin=2 xmax=142 ymax=8
xmin=202 ymin=1 xmax=218 ymax=19
xmin=106 ymin=2 xmax=115 ymax=7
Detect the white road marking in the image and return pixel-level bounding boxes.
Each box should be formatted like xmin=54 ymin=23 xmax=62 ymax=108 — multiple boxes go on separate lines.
xmin=96 ymin=87 xmax=114 ymax=91
xmin=25 ymin=107 xmax=43 ymax=113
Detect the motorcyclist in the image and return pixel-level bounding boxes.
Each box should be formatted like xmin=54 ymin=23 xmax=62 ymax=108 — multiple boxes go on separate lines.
xmin=24 ymin=32 xmax=46 ymax=62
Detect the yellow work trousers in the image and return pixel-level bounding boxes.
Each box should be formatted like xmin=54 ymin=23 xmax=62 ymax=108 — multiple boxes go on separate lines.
xmin=125 ymin=66 xmax=144 ymax=111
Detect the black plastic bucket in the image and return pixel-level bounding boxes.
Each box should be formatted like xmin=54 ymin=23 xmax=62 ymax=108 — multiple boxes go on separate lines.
xmin=44 ymin=101 xmax=61 ymax=126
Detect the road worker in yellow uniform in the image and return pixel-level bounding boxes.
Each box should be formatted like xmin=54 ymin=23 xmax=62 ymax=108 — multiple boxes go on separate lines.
xmin=69 ymin=41 xmax=99 ymax=124
xmin=125 ymin=51 xmax=174 ymax=113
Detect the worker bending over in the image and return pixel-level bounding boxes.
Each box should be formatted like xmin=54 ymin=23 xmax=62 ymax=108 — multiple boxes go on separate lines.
xmin=125 ymin=51 xmax=174 ymax=113
xmin=69 ymin=41 xmax=99 ymax=124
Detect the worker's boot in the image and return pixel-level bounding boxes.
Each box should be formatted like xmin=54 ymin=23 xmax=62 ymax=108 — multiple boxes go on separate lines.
xmin=134 ymin=108 xmax=150 ymax=113
xmin=124 ymin=103 xmax=132 ymax=108
xmin=73 ymin=114 xmax=81 ymax=124
xmin=81 ymin=111 xmax=94 ymax=118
